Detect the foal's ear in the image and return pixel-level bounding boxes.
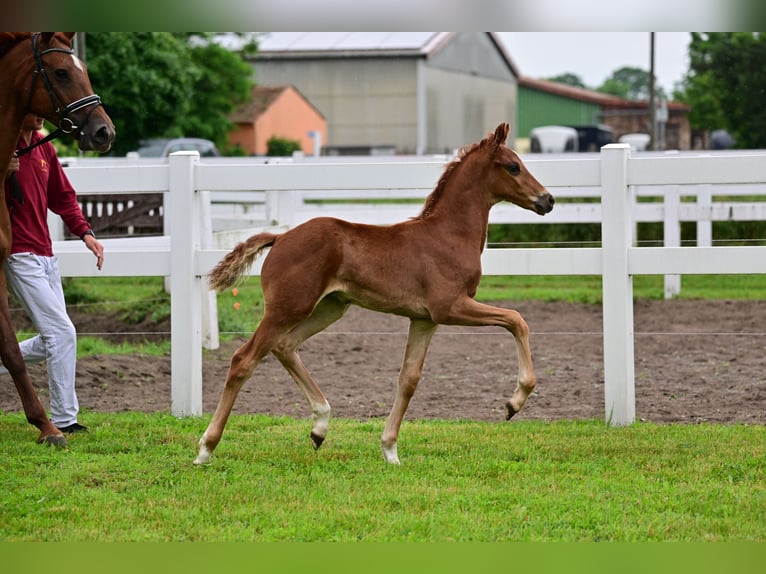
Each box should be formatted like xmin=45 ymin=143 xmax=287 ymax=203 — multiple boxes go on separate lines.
xmin=492 ymin=123 xmax=510 ymax=148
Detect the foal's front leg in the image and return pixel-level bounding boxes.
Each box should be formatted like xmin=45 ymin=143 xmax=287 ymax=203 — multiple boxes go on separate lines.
xmin=381 ymin=319 xmax=438 ymax=464
xmin=440 ymin=297 xmax=537 ymax=420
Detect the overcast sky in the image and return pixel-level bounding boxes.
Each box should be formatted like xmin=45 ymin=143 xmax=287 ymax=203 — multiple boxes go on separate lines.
xmin=497 ymin=32 xmax=691 ymax=94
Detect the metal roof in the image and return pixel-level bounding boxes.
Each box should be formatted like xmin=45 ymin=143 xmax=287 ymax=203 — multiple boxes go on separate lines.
xmin=255 ymin=32 xmax=447 ymax=54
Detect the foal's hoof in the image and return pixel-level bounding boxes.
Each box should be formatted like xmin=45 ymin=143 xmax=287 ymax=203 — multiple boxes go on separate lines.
xmin=311 ymin=431 xmax=324 ymax=450
xmin=38 ymin=433 xmax=68 ymax=448
xmin=310 ymin=431 xmax=325 ymax=450
xmin=505 ymin=402 xmax=518 ymax=421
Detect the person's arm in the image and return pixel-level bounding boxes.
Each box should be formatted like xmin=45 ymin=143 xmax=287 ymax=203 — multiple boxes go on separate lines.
xmin=45 ymin=144 xmax=105 ymax=270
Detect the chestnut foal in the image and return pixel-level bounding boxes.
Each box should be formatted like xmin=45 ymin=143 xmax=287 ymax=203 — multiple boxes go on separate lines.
xmin=196 ymin=123 xmax=554 ymax=465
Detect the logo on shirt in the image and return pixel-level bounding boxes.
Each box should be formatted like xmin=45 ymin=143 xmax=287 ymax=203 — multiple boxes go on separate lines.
xmin=40 ymin=159 xmax=48 ymax=173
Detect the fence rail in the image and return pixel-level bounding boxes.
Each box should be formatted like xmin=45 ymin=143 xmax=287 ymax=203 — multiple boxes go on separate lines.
xmin=53 ymin=147 xmax=766 ymax=425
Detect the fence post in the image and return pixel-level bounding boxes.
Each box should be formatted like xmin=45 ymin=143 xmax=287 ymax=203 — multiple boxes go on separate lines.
xmin=266 ymin=187 xmax=302 ymax=228
xmin=600 ymin=143 xmax=635 ymax=426
xmin=199 ymin=190 xmax=220 ymax=350
xmin=663 ymin=185 xmax=681 ymax=298
xmin=697 ymin=185 xmax=713 ymax=247
xmin=168 ymin=151 xmax=203 ymax=417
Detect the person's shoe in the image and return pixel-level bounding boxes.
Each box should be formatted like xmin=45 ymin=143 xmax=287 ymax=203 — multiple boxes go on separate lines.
xmin=57 ymin=422 xmax=89 ymax=434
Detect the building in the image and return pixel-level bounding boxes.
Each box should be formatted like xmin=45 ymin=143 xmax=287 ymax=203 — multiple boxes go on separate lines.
xmin=518 ymin=76 xmax=692 ymax=151
xmin=247 ymin=32 xmax=521 ymax=155
xmin=228 ymin=85 xmax=326 ymax=156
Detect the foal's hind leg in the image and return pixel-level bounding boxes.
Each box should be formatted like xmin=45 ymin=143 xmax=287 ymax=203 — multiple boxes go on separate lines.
xmin=381 ymin=319 xmax=438 ymax=464
xmin=272 ymin=296 xmax=349 ymax=450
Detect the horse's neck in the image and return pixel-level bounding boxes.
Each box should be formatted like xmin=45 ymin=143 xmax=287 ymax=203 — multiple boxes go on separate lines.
xmin=0 ymin=95 xmax=24 ymax=177
xmin=0 ymin=64 xmax=25 ymax=180
xmin=423 ymin=162 xmax=491 ymax=249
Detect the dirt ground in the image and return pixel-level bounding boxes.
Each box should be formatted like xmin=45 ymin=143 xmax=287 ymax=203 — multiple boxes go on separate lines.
xmin=1 ymin=299 xmax=765 ymax=425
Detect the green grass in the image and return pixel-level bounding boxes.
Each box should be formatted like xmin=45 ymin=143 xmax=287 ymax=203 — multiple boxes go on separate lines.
xmin=0 ymin=412 xmax=763 ymax=541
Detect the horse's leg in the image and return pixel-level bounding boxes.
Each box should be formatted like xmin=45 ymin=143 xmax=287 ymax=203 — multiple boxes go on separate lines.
xmin=437 ymin=297 xmax=536 ymax=419
xmin=272 ymin=296 xmax=350 ymax=450
xmin=381 ymin=318 xmax=438 ymax=464
xmin=194 ymin=315 xmax=282 ymax=465
xmin=0 ymin=275 xmax=65 ymax=446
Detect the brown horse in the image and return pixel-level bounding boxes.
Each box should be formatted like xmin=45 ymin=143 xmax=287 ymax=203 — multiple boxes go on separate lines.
xmin=195 ymin=123 xmax=554 ymax=465
xmin=0 ymin=32 xmax=115 ymax=445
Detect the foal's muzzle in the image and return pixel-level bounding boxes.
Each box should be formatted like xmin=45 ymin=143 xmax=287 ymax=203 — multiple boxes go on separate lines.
xmin=533 ymin=192 xmax=555 ymax=215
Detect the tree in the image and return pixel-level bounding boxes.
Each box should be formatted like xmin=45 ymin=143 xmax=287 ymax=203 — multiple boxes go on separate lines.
xmin=597 ymin=66 xmax=665 ymax=101
xmin=546 ymin=73 xmax=587 ymax=89
xmin=173 ymin=34 xmax=254 ymax=153
xmin=677 ymin=33 xmax=766 ymax=149
xmin=82 ymin=33 xmax=254 ymax=156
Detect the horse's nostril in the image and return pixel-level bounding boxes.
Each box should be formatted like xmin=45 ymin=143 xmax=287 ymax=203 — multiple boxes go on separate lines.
xmin=95 ymin=125 xmax=115 ymax=144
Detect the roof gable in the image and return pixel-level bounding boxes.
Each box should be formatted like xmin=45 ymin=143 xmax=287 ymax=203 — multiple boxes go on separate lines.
xmin=230 ymin=84 xmax=325 ymax=124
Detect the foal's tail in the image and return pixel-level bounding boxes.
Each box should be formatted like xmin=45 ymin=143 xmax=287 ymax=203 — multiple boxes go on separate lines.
xmin=208 ymin=232 xmax=278 ymax=293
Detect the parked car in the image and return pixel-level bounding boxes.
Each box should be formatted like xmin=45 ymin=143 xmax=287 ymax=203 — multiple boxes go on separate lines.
xmin=131 ymin=138 xmax=220 ymax=157
xmin=568 ymin=124 xmax=615 ymax=152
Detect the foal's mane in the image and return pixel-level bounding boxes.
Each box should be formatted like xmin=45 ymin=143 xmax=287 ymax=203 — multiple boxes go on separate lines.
xmin=416 ymin=136 xmax=490 ymax=219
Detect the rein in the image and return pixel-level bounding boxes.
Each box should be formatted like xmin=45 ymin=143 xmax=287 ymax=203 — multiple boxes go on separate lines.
xmin=9 ymin=131 xmax=59 ymax=205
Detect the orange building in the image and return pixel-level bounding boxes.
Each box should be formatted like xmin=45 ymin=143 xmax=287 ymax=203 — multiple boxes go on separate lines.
xmin=228 ymin=85 xmax=327 ymax=156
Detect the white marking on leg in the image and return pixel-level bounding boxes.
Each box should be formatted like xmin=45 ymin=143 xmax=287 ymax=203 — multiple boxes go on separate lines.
xmin=381 ymin=440 xmax=400 ymax=465
xmin=312 ymin=402 xmax=331 ymax=440
xmin=194 ymin=435 xmax=211 ymax=465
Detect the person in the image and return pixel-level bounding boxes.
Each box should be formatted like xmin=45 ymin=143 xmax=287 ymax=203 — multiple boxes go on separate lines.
xmin=1 ymin=114 xmax=104 ymax=434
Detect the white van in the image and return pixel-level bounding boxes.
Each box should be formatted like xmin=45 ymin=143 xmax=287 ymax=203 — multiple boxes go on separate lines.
xmin=529 ymin=126 xmax=579 ymax=153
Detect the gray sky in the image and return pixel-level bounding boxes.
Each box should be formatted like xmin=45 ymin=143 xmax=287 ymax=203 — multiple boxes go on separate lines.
xmin=497 ymin=32 xmax=691 ymax=94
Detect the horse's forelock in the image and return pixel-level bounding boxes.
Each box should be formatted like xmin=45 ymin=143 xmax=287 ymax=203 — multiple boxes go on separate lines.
xmin=0 ymin=33 xmax=28 ymax=57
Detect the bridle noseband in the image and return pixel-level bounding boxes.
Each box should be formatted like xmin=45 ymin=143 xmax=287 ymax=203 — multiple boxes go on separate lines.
xmin=20 ymin=32 xmax=104 ymax=156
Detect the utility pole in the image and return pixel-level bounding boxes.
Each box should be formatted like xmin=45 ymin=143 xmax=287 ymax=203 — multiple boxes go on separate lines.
xmin=649 ymin=32 xmax=656 ymax=151
xmin=74 ymin=32 xmax=86 ymax=62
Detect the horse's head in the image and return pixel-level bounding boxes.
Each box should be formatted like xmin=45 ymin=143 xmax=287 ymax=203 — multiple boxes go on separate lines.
xmin=21 ymin=32 xmax=115 ymax=153
xmin=480 ymin=123 xmax=554 ymax=215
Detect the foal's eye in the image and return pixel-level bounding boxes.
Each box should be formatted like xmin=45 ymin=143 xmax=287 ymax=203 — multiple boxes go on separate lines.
xmin=54 ymin=69 xmax=69 ymax=80
xmin=506 ymin=162 xmax=521 ymax=175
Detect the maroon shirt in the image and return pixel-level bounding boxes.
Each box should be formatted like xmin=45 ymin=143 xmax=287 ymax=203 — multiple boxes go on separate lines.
xmin=4 ymin=131 xmax=90 ymax=256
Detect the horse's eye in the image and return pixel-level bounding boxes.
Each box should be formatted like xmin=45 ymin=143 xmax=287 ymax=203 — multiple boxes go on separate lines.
xmin=54 ymin=69 xmax=69 ymax=80
xmin=506 ymin=162 xmax=520 ymax=175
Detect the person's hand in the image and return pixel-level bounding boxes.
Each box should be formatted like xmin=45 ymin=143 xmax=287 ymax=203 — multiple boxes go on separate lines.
xmin=84 ymin=235 xmax=104 ymax=270
xmin=6 ymin=156 xmax=19 ymax=176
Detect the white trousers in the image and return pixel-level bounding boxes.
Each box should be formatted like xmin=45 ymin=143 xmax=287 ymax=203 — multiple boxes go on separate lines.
xmin=1 ymin=253 xmax=79 ymax=427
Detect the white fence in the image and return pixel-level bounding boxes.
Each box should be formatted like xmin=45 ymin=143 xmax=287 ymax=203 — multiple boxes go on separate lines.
xmin=54 ymin=146 xmax=766 ymax=425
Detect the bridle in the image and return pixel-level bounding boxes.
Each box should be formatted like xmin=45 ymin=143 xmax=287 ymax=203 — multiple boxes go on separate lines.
xmin=10 ymin=33 xmax=105 ymax=205
xmin=18 ymin=32 xmax=104 ymax=157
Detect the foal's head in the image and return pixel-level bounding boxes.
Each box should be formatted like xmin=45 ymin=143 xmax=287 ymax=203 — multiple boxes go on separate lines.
xmin=472 ymin=123 xmax=554 ymax=215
